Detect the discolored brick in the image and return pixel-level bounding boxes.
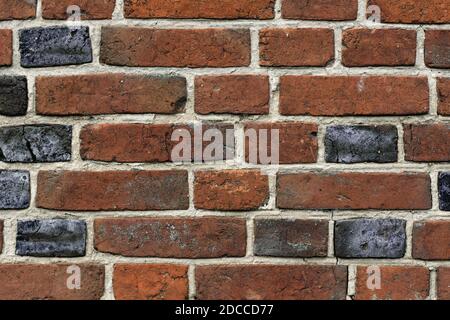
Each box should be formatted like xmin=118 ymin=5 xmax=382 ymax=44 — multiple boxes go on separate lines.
xmin=0 ymin=76 xmax=28 ymax=116
xmin=0 ymin=170 xmax=30 ymax=209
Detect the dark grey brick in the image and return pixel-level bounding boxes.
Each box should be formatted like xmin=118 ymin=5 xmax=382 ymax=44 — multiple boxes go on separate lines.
xmin=438 ymin=172 xmax=450 ymax=211
xmin=0 ymin=171 xmax=30 ymax=209
xmin=16 ymin=219 xmax=86 ymax=257
xmin=19 ymin=26 xmax=92 ymax=68
xmin=0 ymin=125 xmax=72 ymax=163
xmin=334 ymin=219 xmax=406 ymax=258
xmin=325 ymin=125 xmax=398 ymax=163
xmin=0 ymin=76 xmax=28 ymax=116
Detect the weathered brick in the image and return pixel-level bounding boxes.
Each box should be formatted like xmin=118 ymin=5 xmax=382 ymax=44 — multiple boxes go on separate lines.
xmin=260 ymin=28 xmax=334 ymax=67
xmin=0 ymin=125 xmax=72 ymax=163
xmin=36 ymin=170 xmax=189 ymax=211
xmin=36 ymin=74 xmax=186 ymax=116
xmin=438 ymin=78 xmax=450 ymax=115
xmin=325 ymin=125 xmax=398 ymax=163
xmin=279 ymin=76 xmax=429 ymax=116
xmin=194 ymin=170 xmax=269 ymax=211
xmin=95 ymin=217 xmax=246 ymax=258
xmin=425 ymin=30 xmax=450 ymax=69
xmin=0 ymin=76 xmax=28 ymax=116
xmin=114 ymin=264 xmax=188 ymax=300
xmin=368 ymin=0 xmax=450 ymax=24
xmin=439 ymin=172 xmax=450 ymax=211
xmin=196 ymin=265 xmax=348 ymax=300
xmin=404 ymin=124 xmax=450 ymax=162
xmin=195 ymin=75 xmax=269 ymax=115
xmin=282 ymin=0 xmax=357 ymax=21
xmin=244 ymin=122 xmax=318 ymax=164
xmin=0 ymin=29 xmax=12 ymax=66
xmin=0 ymin=264 xmax=104 ymax=300
xmin=20 ymin=26 xmax=92 ymax=68
xmin=0 ymin=170 xmax=30 ymax=209
xmin=124 ymin=0 xmax=275 ymax=19
xmin=42 ymin=0 xmax=115 ymax=20
xmin=412 ymin=221 xmax=450 ymax=260
xmin=0 ymin=220 xmax=3 ymax=252
xmin=437 ymin=267 xmax=450 ymax=300
xmin=0 ymin=0 xmax=36 ymax=20
xmin=101 ymin=27 xmax=251 ymax=67
xmin=254 ymin=219 xmax=328 ymax=257
xmin=16 ymin=219 xmax=86 ymax=257
xmin=355 ymin=266 xmax=429 ymax=300
xmin=277 ymin=172 xmax=431 ymax=210
xmin=335 ymin=219 xmax=406 ymax=258
xmin=342 ymin=28 xmax=416 ymax=66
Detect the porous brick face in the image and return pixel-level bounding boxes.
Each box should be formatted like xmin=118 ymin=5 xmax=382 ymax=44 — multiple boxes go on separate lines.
xmin=1 ymin=0 xmax=449 ymax=301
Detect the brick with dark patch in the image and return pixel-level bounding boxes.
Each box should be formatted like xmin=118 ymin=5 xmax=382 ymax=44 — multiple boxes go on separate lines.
xmin=0 ymin=170 xmax=30 ymax=209
xmin=0 ymin=76 xmax=28 ymax=116
xmin=438 ymin=172 xmax=450 ymax=211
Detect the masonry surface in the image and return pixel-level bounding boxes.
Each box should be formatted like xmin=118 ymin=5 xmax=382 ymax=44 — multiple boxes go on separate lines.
xmin=0 ymin=0 xmax=449 ymax=300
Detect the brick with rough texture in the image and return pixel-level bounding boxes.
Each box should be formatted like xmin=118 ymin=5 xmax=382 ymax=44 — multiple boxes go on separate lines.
xmin=404 ymin=124 xmax=450 ymax=162
xmin=412 ymin=221 xmax=450 ymax=260
xmin=279 ymin=76 xmax=429 ymax=116
xmin=439 ymin=172 xmax=450 ymax=211
xmin=437 ymin=267 xmax=450 ymax=300
xmin=0 ymin=170 xmax=30 ymax=209
xmin=325 ymin=125 xmax=398 ymax=163
xmin=0 ymin=264 xmax=104 ymax=300
xmin=124 ymin=0 xmax=275 ymax=19
xmin=16 ymin=219 xmax=86 ymax=257
xmin=114 ymin=264 xmax=188 ymax=300
xmin=425 ymin=30 xmax=450 ymax=69
xmin=194 ymin=170 xmax=269 ymax=211
xmin=0 ymin=29 xmax=12 ymax=66
xmin=42 ymin=0 xmax=115 ymax=20
xmin=254 ymin=219 xmax=328 ymax=257
xmin=196 ymin=265 xmax=348 ymax=300
xmin=195 ymin=75 xmax=269 ymax=115
xmin=335 ymin=219 xmax=406 ymax=258
xmin=282 ymin=0 xmax=357 ymax=21
xmin=0 ymin=220 xmax=2 ymax=252
xmin=101 ymin=27 xmax=251 ymax=67
xmin=95 ymin=217 xmax=246 ymax=258
xmin=37 ymin=170 xmax=189 ymax=211
xmin=438 ymin=78 xmax=450 ymax=115
xmin=342 ymin=28 xmax=416 ymax=67
xmin=0 ymin=0 xmax=36 ymax=20
xmin=355 ymin=266 xmax=429 ymax=300
xmin=0 ymin=76 xmax=28 ymax=116
xmin=36 ymin=74 xmax=186 ymax=116
xmin=260 ymin=28 xmax=334 ymax=67
xmin=20 ymin=26 xmax=92 ymax=68
xmin=277 ymin=172 xmax=431 ymax=210
xmin=0 ymin=125 xmax=71 ymax=163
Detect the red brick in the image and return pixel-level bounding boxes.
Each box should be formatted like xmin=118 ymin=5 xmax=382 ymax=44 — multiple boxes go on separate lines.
xmin=244 ymin=122 xmax=318 ymax=164
xmin=36 ymin=74 xmax=186 ymax=116
xmin=95 ymin=217 xmax=246 ymax=258
xmin=282 ymin=0 xmax=357 ymax=21
xmin=0 ymin=0 xmax=36 ymax=20
xmin=42 ymin=0 xmax=115 ymax=19
xmin=0 ymin=264 xmax=104 ymax=300
xmin=437 ymin=267 xmax=450 ymax=300
xmin=194 ymin=170 xmax=269 ymax=211
xmin=277 ymin=172 xmax=431 ymax=210
xmin=114 ymin=264 xmax=188 ymax=300
xmin=355 ymin=266 xmax=429 ymax=300
xmin=196 ymin=265 xmax=348 ymax=300
xmin=0 ymin=29 xmax=12 ymax=66
xmin=438 ymin=78 xmax=450 ymax=115
xmin=124 ymin=0 xmax=275 ymax=19
xmin=101 ymin=27 xmax=251 ymax=67
xmin=368 ymin=0 xmax=450 ymax=24
xmin=404 ymin=124 xmax=450 ymax=162
xmin=425 ymin=30 xmax=450 ymax=69
xmin=259 ymin=28 xmax=334 ymax=67
xmin=195 ymin=75 xmax=270 ymax=115
xmin=36 ymin=170 xmax=189 ymax=211
xmin=342 ymin=28 xmax=416 ymax=67
xmin=279 ymin=76 xmax=429 ymax=116
xmin=0 ymin=220 xmax=3 ymax=253
xmin=413 ymin=221 xmax=450 ymax=260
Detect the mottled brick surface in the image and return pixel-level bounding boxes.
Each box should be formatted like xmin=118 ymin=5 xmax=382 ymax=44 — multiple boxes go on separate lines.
xmin=438 ymin=172 xmax=450 ymax=211
xmin=0 ymin=76 xmax=28 ymax=116
xmin=0 ymin=170 xmax=30 ymax=209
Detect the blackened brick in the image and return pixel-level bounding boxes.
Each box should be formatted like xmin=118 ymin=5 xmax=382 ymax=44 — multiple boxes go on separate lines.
xmin=438 ymin=172 xmax=450 ymax=211
xmin=0 ymin=76 xmax=28 ymax=116
xmin=0 ymin=170 xmax=30 ymax=209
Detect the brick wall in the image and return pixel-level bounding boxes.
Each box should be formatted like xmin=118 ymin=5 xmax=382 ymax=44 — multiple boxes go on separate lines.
xmin=0 ymin=0 xmax=449 ymax=300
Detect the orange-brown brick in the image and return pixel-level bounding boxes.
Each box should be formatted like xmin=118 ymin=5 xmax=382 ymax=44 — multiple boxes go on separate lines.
xmin=425 ymin=30 xmax=450 ymax=69
xmin=282 ymin=0 xmax=358 ymax=21
xmin=0 ymin=29 xmax=12 ymax=66
xmin=124 ymin=0 xmax=275 ymax=19
xmin=196 ymin=265 xmax=348 ymax=300
xmin=195 ymin=75 xmax=270 ymax=115
xmin=404 ymin=124 xmax=450 ymax=162
xmin=114 ymin=264 xmax=188 ymax=300
xmin=279 ymin=76 xmax=429 ymax=116
xmin=0 ymin=0 xmax=36 ymax=20
xmin=438 ymin=78 xmax=450 ymax=115
xmin=437 ymin=267 xmax=450 ymax=300
xmin=413 ymin=221 xmax=450 ymax=260
xmin=355 ymin=266 xmax=429 ymax=300
xmin=259 ymin=28 xmax=334 ymax=67
xmin=42 ymin=0 xmax=115 ymax=19
xmin=101 ymin=27 xmax=251 ymax=67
